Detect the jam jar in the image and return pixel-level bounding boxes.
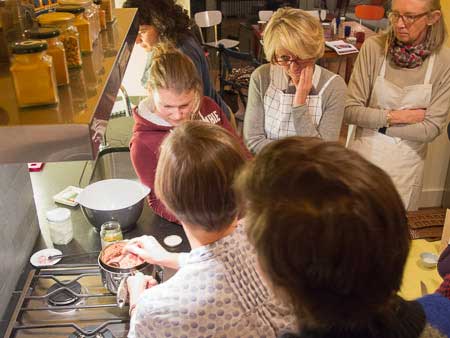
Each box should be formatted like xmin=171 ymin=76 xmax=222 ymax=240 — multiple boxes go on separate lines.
xmin=25 ymin=27 xmax=70 ymax=86
xmin=56 ymin=5 xmax=92 ymax=53
xmin=10 ymin=40 xmax=58 ymax=107
xmin=38 ymin=12 xmax=82 ymax=68
xmin=59 ymin=0 xmax=99 ymax=42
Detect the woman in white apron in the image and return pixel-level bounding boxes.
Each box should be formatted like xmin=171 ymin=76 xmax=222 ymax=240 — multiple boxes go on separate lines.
xmin=345 ymin=0 xmax=450 ymax=210
xmin=244 ymin=7 xmax=347 ymax=154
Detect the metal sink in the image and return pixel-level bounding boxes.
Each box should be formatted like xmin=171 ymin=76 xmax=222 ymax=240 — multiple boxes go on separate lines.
xmin=89 ymin=146 xmax=138 ymax=184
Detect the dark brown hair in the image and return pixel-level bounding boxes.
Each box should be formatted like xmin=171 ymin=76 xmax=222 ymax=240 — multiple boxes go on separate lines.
xmin=122 ymin=0 xmax=193 ymax=44
xmin=155 ymin=121 xmax=247 ymax=231
xmin=235 ymin=137 xmax=410 ymax=327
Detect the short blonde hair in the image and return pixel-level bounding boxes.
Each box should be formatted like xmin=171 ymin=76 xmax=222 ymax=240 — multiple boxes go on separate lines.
xmin=384 ymin=0 xmax=448 ymax=52
xmin=155 ymin=121 xmax=247 ymax=231
xmin=263 ymin=7 xmax=325 ymax=62
xmin=147 ymin=42 xmax=203 ymax=114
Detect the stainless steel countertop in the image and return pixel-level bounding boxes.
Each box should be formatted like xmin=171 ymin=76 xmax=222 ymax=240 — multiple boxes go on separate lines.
xmin=0 ymin=8 xmax=138 ymax=164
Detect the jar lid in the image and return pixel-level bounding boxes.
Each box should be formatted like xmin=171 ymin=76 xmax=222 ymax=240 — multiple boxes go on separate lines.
xmin=25 ymin=27 xmax=60 ymax=39
xmin=93 ymin=0 xmax=101 ymax=4
xmin=56 ymin=5 xmax=85 ymax=14
xmin=46 ymin=208 xmax=71 ymax=222
xmin=12 ymin=40 xmax=48 ymax=54
xmin=59 ymin=0 xmax=92 ymax=7
xmin=37 ymin=12 xmax=75 ymax=25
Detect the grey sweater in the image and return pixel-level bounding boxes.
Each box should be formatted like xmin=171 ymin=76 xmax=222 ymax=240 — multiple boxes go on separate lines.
xmin=244 ymin=64 xmax=347 ymax=154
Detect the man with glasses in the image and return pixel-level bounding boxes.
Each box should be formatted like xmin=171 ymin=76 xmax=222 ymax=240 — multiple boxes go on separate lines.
xmin=244 ymin=8 xmax=347 ymax=154
xmin=345 ymin=0 xmax=450 ymax=211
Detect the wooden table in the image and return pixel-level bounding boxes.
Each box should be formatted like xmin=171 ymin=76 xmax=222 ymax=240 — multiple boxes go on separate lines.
xmin=251 ymin=20 xmax=377 ymax=83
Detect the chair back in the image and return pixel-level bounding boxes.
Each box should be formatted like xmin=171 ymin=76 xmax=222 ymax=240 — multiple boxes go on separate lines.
xmin=194 ymin=10 xmax=222 ymax=28
xmin=355 ymin=5 xmax=385 ymax=20
xmin=258 ymin=10 xmax=273 ymax=22
xmin=306 ymin=10 xmax=320 ymax=20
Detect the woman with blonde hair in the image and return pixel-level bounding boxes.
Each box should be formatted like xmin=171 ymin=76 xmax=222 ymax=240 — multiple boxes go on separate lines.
xmin=345 ymin=0 xmax=450 ymax=211
xmin=244 ymin=7 xmax=347 ymax=154
xmin=126 ymin=121 xmax=295 ymax=337
xmin=130 ymin=43 xmax=246 ymax=224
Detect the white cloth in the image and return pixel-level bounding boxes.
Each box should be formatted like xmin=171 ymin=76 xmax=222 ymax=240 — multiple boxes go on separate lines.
xmin=264 ymin=65 xmax=337 ymax=140
xmin=349 ymin=54 xmax=435 ymax=211
xmin=128 ymin=224 xmax=295 ymax=338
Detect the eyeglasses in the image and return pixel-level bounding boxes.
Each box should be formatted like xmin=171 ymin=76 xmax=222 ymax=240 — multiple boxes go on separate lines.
xmin=272 ymin=55 xmax=314 ymax=66
xmin=388 ymin=11 xmax=429 ymax=26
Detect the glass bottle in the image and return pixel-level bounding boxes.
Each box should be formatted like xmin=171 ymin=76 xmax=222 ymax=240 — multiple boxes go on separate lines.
xmin=93 ymin=0 xmax=106 ymax=31
xmin=10 ymin=40 xmax=59 ymax=107
xmin=37 ymin=12 xmax=82 ymax=68
xmin=25 ymin=27 xmax=69 ymax=86
xmin=56 ymin=5 xmax=93 ymax=53
xmin=59 ymin=0 xmax=99 ymax=42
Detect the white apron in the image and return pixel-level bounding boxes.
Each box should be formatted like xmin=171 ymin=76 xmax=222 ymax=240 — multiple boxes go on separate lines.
xmin=264 ymin=65 xmax=337 ymax=139
xmin=349 ymin=54 xmax=435 ymax=211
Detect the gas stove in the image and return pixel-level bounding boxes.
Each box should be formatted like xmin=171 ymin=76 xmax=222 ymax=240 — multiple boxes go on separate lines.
xmin=4 ymin=264 xmax=129 ymax=338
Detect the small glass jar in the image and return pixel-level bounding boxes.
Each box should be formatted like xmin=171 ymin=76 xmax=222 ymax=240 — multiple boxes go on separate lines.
xmin=59 ymin=0 xmax=99 ymax=42
xmin=94 ymin=0 xmax=106 ymax=31
xmin=46 ymin=208 xmax=73 ymax=245
xmin=10 ymin=40 xmax=59 ymax=107
xmin=38 ymin=12 xmax=83 ymax=68
xmin=100 ymin=221 xmax=123 ymax=249
xmin=56 ymin=6 xmax=93 ymax=53
xmin=25 ymin=27 xmax=70 ymax=86
xmin=99 ymin=0 xmax=113 ymax=23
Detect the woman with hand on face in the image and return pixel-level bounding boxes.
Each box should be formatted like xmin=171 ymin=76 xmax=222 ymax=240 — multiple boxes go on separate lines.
xmin=129 ymin=43 xmax=247 ymax=224
xmin=345 ymin=0 xmax=450 ymax=211
xmin=125 ymin=121 xmax=295 ymax=338
xmin=122 ymin=0 xmax=231 ymax=118
xmin=244 ymin=7 xmax=347 ymax=154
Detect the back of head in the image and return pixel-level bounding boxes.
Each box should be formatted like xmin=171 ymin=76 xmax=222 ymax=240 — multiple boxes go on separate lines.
xmin=263 ymin=7 xmax=325 ymax=61
xmin=148 ymin=43 xmax=202 ymax=111
xmin=122 ymin=0 xmax=192 ymax=44
xmin=155 ymin=121 xmax=247 ymax=231
xmin=236 ymin=137 xmax=410 ymax=327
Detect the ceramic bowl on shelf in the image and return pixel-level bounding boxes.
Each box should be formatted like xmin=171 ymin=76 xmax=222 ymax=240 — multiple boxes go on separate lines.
xmin=76 ymin=179 xmax=150 ymax=232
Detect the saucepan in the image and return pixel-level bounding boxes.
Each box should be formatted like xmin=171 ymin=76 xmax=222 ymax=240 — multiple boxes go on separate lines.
xmin=98 ymin=240 xmax=154 ymax=297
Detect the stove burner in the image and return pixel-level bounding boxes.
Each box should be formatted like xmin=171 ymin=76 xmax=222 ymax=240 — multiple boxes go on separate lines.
xmin=47 ymin=280 xmax=82 ymax=306
xmin=68 ymin=325 xmax=115 ymax=338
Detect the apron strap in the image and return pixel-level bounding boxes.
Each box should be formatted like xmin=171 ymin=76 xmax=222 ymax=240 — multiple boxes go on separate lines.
xmin=318 ymin=74 xmax=338 ymax=95
xmin=423 ymin=54 xmax=435 ymax=85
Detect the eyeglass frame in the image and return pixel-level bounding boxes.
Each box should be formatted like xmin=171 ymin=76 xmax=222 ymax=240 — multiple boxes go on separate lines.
xmin=271 ymin=55 xmax=315 ymax=67
xmin=388 ymin=11 xmax=430 ymax=26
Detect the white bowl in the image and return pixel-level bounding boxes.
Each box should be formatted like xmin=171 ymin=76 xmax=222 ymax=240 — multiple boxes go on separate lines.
xmin=76 ymin=179 xmax=150 ymax=231
xmin=420 ymin=252 xmax=438 ymax=268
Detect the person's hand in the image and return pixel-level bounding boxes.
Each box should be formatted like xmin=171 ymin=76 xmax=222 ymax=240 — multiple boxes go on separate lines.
xmin=390 ymin=109 xmax=426 ymax=124
xmin=123 ymin=235 xmax=170 ymax=265
xmin=127 ymin=272 xmax=158 ymax=314
xmin=293 ymin=63 xmax=314 ymax=106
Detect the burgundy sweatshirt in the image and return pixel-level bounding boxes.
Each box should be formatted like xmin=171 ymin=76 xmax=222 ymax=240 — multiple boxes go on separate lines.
xmin=130 ymin=96 xmax=248 ymax=224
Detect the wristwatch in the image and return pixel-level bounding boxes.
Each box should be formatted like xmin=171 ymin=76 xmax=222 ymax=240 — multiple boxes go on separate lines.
xmin=386 ymin=110 xmax=393 ymax=127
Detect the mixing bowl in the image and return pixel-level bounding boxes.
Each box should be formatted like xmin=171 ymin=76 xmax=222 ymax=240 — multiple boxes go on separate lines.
xmin=76 ymin=179 xmax=150 ymax=232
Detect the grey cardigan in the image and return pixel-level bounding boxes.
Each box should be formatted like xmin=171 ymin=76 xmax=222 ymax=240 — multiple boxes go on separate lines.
xmin=244 ymin=64 xmax=347 ymax=154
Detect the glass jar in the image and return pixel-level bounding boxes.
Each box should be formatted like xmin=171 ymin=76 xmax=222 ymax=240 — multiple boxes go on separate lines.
xmin=93 ymin=0 xmax=106 ymax=31
xmin=100 ymin=221 xmax=123 ymax=249
xmin=37 ymin=12 xmax=82 ymax=68
xmin=10 ymin=40 xmax=59 ymax=107
xmin=99 ymin=0 xmax=113 ymax=23
xmin=56 ymin=6 xmax=93 ymax=53
xmin=25 ymin=27 xmax=69 ymax=86
xmin=59 ymin=0 xmax=99 ymax=42
xmin=46 ymin=207 xmax=73 ymax=245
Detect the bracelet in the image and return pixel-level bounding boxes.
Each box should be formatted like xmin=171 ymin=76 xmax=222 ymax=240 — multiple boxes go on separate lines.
xmin=386 ymin=110 xmax=393 ymax=127
xmin=129 ymin=303 xmax=137 ymax=316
